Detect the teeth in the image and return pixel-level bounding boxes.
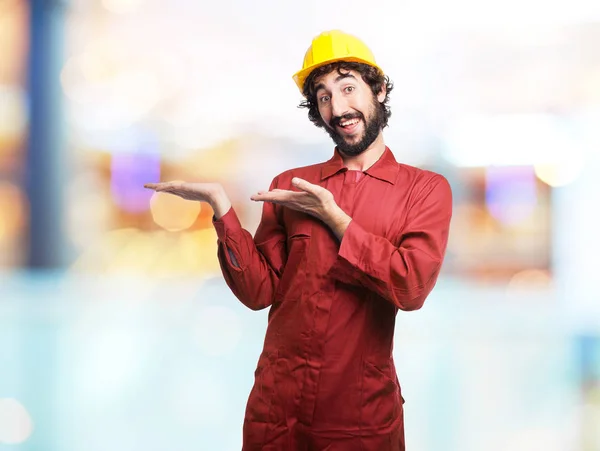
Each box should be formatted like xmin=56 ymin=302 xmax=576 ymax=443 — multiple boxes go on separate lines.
xmin=340 ymin=119 xmax=359 ymax=127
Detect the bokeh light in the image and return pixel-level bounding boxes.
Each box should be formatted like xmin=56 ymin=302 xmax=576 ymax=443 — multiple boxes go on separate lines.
xmin=0 ymin=86 xmax=27 ymax=141
xmin=535 ymin=160 xmax=585 ymax=187
xmin=150 ymin=189 xmax=201 ymax=232
xmin=62 ymin=43 xmax=162 ymax=131
xmin=443 ymin=114 xmax=579 ymax=167
xmin=582 ymin=401 xmax=600 ymax=449
xmin=61 ymin=53 xmax=111 ymax=104
xmin=172 ymin=229 xmax=219 ymax=273
xmin=70 ymin=228 xmax=140 ymax=274
xmin=146 ymin=229 xmax=218 ymax=276
xmin=67 ymin=170 xmax=114 ymax=251
xmin=485 ymin=166 xmax=537 ymax=226
xmin=102 ymin=229 xmax=163 ymax=275
xmin=110 ymin=149 xmax=161 ymax=213
xmin=507 ymin=269 xmax=553 ymax=292
xmin=0 ymin=0 xmax=28 ymax=85
xmin=151 ymin=51 xmax=186 ymax=101
xmin=69 ymin=228 xmax=221 ymax=276
xmin=0 ymin=398 xmax=34 ymax=444
xmin=502 ymin=426 xmax=567 ymax=451
xmin=0 ymin=181 xmax=27 ymax=242
xmin=101 ymin=0 xmax=144 ymax=15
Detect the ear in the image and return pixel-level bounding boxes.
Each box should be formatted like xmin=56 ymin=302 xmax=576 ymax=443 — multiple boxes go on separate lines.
xmin=377 ymin=83 xmax=386 ymax=103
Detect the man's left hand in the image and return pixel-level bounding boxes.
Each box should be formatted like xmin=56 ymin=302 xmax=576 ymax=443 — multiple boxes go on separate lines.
xmin=251 ymin=178 xmax=351 ymax=237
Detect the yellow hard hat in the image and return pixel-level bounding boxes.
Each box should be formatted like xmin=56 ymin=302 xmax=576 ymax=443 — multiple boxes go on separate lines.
xmin=292 ymin=30 xmax=383 ymax=93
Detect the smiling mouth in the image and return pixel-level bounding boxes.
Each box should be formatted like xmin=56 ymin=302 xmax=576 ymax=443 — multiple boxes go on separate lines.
xmin=336 ymin=118 xmax=362 ymax=135
xmin=339 ymin=118 xmax=360 ymax=127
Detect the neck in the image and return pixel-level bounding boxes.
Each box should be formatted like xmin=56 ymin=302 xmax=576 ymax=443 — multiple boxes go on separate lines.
xmin=339 ymin=132 xmax=386 ymax=171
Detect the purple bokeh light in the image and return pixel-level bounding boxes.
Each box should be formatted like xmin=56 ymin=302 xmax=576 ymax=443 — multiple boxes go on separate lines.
xmin=485 ymin=166 xmax=538 ymax=226
xmin=110 ymin=146 xmax=161 ymax=214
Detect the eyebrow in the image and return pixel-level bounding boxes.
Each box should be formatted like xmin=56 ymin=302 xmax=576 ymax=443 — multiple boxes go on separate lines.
xmin=314 ymin=73 xmax=357 ymax=93
xmin=335 ymin=73 xmax=356 ymax=83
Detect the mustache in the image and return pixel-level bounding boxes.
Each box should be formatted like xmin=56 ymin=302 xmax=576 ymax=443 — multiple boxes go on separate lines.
xmin=330 ymin=113 xmax=364 ymax=128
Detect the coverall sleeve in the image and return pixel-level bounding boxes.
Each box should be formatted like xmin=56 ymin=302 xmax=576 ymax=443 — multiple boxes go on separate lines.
xmin=213 ymin=177 xmax=287 ymax=311
xmin=327 ymin=174 xmax=453 ymax=311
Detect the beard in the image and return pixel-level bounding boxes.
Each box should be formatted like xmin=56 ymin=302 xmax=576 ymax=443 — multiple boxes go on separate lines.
xmin=324 ymin=97 xmax=385 ymax=157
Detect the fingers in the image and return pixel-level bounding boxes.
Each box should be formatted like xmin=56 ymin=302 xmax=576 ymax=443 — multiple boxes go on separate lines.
xmin=291 ymin=177 xmax=320 ymax=195
xmin=251 ymin=192 xmax=281 ymax=202
xmin=251 ymin=193 xmax=270 ymax=202
xmin=144 ymin=181 xmax=190 ymax=201
xmin=251 ymin=189 xmax=291 ymax=201
xmin=251 ymin=190 xmax=308 ymax=204
xmin=160 ymin=189 xmax=186 ymax=197
xmin=144 ymin=181 xmax=182 ymax=191
xmin=148 ymin=184 xmax=196 ymax=199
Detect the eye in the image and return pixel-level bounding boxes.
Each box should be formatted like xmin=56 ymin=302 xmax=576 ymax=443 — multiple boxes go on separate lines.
xmin=344 ymin=86 xmax=355 ymax=93
xmin=319 ymin=95 xmax=331 ymax=103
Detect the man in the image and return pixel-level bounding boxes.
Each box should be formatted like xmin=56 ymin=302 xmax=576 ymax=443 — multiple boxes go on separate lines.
xmin=145 ymin=30 xmax=452 ymax=451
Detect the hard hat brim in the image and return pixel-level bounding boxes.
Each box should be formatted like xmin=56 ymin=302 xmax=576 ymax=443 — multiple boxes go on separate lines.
xmin=292 ymin=56 xmax=383 ymax=94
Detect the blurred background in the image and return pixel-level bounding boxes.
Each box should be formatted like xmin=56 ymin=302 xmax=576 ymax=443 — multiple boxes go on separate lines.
xmin=1 ymin=0 xmax=600 ymax=449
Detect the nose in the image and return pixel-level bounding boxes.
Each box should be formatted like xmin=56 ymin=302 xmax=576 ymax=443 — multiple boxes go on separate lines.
xmin=330 ymin=93 xmax=350 ymax=119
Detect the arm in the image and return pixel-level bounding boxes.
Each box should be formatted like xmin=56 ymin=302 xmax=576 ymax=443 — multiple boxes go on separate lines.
xmin=213 ymin=178 xmax=287 ymax=311
xmin=326 ymin=175 xmax=453 ymax=311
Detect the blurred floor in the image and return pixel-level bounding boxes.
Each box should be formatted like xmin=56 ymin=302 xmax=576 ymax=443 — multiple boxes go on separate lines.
xmin=0 ymin=271 xmax=595 ymax=451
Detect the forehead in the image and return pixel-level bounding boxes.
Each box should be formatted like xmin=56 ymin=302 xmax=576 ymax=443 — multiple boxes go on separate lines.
xmin=313 ymin=69 xmax=364 ymax=90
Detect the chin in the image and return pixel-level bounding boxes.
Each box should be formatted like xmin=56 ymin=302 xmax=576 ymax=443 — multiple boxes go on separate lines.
xmin=343 ymin=133 xmax=364 ymax=144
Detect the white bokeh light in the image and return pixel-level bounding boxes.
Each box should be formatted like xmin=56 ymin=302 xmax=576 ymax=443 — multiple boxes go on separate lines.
xmin=101 ymin=0 xmax=144 ymax=15
xmin=0 ymin=85 xmax=27 ymax=138
xmin=534 ymin=159 xmax=586 ymax=187
xmin=0 ymin=398 xmax=34 ymax=444
xmin=502 ymin=426 xmax=569 ymax=451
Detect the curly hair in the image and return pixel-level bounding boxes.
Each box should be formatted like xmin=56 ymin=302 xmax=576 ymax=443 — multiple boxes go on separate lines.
xmin=298 ymin=61 xmax=394 ymax=129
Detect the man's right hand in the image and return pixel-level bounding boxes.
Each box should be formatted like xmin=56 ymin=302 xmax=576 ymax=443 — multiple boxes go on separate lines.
xmin=144 ymin=181 xmax=232 ymax=219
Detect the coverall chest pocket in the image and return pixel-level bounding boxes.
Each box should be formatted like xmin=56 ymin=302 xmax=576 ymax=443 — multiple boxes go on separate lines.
xmin=275 ymin=221 xmax=312 ymax=302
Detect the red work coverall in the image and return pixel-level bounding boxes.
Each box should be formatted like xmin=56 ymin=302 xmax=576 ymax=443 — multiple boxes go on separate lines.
xmin=213 ymin=147 xmax=453 ymax=450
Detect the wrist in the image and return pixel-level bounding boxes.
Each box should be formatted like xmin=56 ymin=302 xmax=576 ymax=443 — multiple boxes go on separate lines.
xmin=325 ymin=204 xmax=350 ymax=228
xmin=211 ymin=190 xmax=232 ymax=220
xmin=324 ymin=204 xmax=351 ymax=241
